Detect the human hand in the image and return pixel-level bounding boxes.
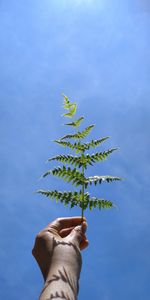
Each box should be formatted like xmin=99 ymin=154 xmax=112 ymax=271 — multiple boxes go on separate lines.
xmin=32 ymin=216 xmax=88 ymax=280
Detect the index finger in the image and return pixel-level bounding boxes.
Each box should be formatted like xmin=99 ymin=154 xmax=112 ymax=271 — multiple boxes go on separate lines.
xmin=46 ymin=216 xmax=86 ymax=232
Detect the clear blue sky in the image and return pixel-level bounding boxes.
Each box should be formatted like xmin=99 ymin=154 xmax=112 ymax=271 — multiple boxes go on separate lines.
xmin=0 ymin=0 xmax=150 ymax=299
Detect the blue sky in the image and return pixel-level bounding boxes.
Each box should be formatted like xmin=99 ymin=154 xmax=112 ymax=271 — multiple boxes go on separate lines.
xmin=0 ymin=0 xmax=150 ymax=299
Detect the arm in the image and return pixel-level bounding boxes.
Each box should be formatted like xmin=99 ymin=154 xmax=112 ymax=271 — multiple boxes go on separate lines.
xmin=32 ymin=217 xmax=88 ymax=300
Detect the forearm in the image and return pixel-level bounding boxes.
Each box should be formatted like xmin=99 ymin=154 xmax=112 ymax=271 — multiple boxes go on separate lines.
xmin=39 ymin=242 xmax=82 ymax=300
xmin=39 ymin=265 xmax=79 ymax=300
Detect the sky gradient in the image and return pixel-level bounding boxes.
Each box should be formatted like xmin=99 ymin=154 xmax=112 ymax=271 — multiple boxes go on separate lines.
xmin=0 ymin=1 xmax=150 ymax=299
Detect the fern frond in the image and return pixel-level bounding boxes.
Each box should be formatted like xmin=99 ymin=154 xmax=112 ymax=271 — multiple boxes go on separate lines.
xmin=54 ymin=140 xmax=82 ymax=151
xmin=63 ymin=105 xmax=77 ymax=118
xmin=47 ymin=149 xmax=117 ymax=169
xmin=60 ymin=125 xmax=94 ymax=141
xmin=62 ymin=94 xmax=75 ymax=110
xmin=82 ymin=137 xmax=110 ymax=150
xmin=37 ymin=189 xmax=114 ymax=210
xmin=47 ymin=154 xmax=94 ymax=168
xmin=39 ymin=94 xmax=122 ymax=217
xmin=62 ymin=94 xmax=70 ymax=107
xmin=85 ymin=175 xmax=122 ymax=187
xmin=42 ymin=166 xmax=86 ymax=186
xmin=47 ymin=154 xmax=77 ymax=164
xmin=77 ymin=148 xmax=117 ymax=168
xmin=47 ymin=154 xmax=83 ymax=168
xmin=62 ymin=94 xmax=77 ymax=118
xmin=89 ymin=148 xmax=117 ymax=162
xmin=88 ymin=198 xmax=113 ymax=210
xmin=54 ymin=137 xmax=109 ymax=153
xmin=65 ymin=117 xmax=84 ymax=127
xmin=37 ymin=190 xmax=82 ymax=207
xmin=81 ymin=193 xmax=114 ymax=210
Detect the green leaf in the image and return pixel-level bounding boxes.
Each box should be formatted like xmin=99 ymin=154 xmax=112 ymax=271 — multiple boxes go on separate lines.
xmin=85 ymin=175 xmax=122 ymax=187
xmin=79 ymin=192 xmax=114 ymax=210
xmin=94 ymin=199 xmax=114 ymax=209
xmin=37 ymin=190 xmax=82 ymax=208
xmin=63 ymin=104 xmax=77 ymax=118
xmin=42 ymin=166 xmax=86 ymax=186
xmin=89 ymin=148 xmax=118 ymax=162
xmin=47 ymin=148 xmax=117 ymax=169
xmin=62 ymin=94 xmax=70 ymax=108
xmin=75 ymin=148 xmax=118 ymax=168
xmin=47 ymin=154 xmax=82 ymax=168
xmin=60 ymin=125 xmax=95 ymax=140
xmin=62 ymin=94 xmax=77 ymax=118
xmin=65 ymin=117 xmax=84 ymax=127
xmin=39 ymin=94 xmax=122 ymax=216
xmin=54 ymin=137 xmax=109 ymax=153
xmin=37 ymin=189 xmax=114 ymax=210
xmin=54 ymin=140 xmax=82 ymax=151
xmin=47 ymin=154 xmax=91 ymax=168
xmin=82 ymin=137 xmax=110 ymax=150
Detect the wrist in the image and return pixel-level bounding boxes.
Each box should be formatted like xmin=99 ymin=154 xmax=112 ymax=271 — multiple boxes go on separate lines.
xmin=47 ymin=240 xmax=82 ymax=279
xmin=41 ymin=240 xmax=82 ymax=300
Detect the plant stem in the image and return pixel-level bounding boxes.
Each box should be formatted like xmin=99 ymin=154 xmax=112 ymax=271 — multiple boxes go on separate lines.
xmin=81 ymin=152 xmax=85 ymax=223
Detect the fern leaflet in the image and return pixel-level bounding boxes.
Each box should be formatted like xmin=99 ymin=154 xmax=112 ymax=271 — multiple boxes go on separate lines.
xmin=60 ymin=125 xmax=94 ymax=141
xmin=42 ymin=166 xmax=86 ymax=186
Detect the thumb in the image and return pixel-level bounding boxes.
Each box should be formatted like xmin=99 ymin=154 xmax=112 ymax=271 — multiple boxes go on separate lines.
xmin=69 ymin=222 xmax=87 ymax=246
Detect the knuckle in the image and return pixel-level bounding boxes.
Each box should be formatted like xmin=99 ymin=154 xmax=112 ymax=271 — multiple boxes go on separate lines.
xmin=35 ymin=232 xmax=43 ymax=240
xmin=32 ymin=247 xmax=36 ymax=256
xmin=34 ymin=231 xmax=46 ymax=246
xmin=56 ymin=217 xmax=61 ymax=224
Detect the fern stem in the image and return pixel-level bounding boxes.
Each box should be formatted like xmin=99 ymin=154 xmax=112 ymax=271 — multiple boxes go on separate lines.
xmin=81 ymin=152 xmax=85 ymax=222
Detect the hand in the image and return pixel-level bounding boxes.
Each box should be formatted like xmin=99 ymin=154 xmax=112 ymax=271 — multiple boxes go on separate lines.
xmin=32 ymin=216 xmax=88 ymax=280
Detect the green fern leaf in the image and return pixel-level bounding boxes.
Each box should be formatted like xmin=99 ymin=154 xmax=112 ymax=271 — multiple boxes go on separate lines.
xmin=62 ymin=94 xmax=70 ymax=107
xmin=82 ymin=137 xmax=110 ymax=150
xmin=54 ymin=137 xmax=109 ymax=153
xmin=62 ymin=94 xmax=76 ymax=110
xmin=88 ymin=198 xmax=113 ymax=210
xmin=62 ymin=94 xmax=77 ymax=118
xmin=60 ymin=125 xmax=94 ymax=141
xmin=89 ymin=148 xmax=117 ymax=162
xmin=47 ymin=154 xmax=82 ymax=168
xmin=47 ymin=149 xmax=117 ymax=169
xmin=75 ymin=148 xmax=118 ymax=168
xmin=54 ymin=140 xmax=82 ymax=151
xmin=85 ymin=175 xmax=122 ymax=187
xmin=65 ymin=117 xmax=84 ymax=127
xmin=78 ymin=193 xmax=113 ymax=210
xmin=42 ymin=166 xmax=86 ymax=186
xmin=47 ymin=154 xmax=92 ymax=168
xmin=37 ymin=190 xmax=83 ymax=208
xmin=63 ymin=104 xmax=77 ymax=118
xmin=38 ymin=94 xmax=122 ymax=218
xmin=37 ymin=189 xmax=114 ymax=210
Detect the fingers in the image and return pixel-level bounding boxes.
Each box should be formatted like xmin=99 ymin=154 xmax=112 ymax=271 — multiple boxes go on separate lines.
xmin=80 ymin=236 xmax=89 ymax=250
xmin=45 ymin=216 xmax=86 ymax=234
xmin=59 ymin=227 xmax=75 ymax=238
xmin=60 ymin=223 xmax=89 ymax=250
xmin=68 ymin=221 xmax=88 ymax=250
xmin=44 ymin=217 xmax=89 ymax=249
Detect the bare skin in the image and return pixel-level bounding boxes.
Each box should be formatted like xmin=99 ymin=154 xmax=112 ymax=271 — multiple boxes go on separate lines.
xmin=32 ymin=217 xmax=88 ymax=300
